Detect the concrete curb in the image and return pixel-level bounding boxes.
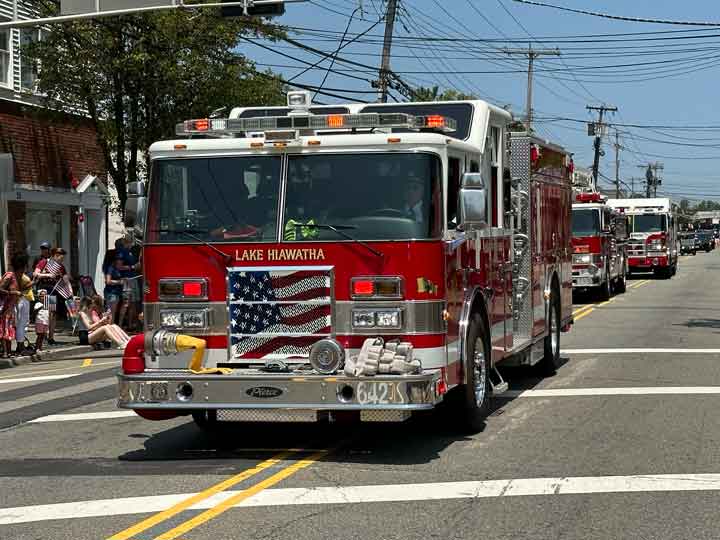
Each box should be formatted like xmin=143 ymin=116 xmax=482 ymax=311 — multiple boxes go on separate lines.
xmin=0 ymin=344 xmax=93 ymax=369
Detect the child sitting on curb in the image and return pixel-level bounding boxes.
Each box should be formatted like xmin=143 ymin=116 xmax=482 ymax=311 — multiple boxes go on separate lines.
xmin=78 ymin=297 xmax=130 ymax=349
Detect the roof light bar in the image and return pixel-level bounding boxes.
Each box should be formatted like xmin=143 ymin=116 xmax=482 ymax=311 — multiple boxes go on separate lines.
xmin=175 ymin=113 xmax=457 ymax=137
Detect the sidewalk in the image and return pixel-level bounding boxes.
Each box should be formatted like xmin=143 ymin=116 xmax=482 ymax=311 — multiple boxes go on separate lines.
xmin=0 ymin=323 xmax=93 ymax=369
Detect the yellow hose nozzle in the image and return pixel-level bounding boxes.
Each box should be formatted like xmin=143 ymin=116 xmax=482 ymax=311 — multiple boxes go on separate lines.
xmin=173 ymin=334 xmax=233 ymax=375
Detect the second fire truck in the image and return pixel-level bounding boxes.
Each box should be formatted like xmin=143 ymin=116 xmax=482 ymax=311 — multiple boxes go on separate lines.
xmin=119 ymin=94 xmax=574 ymax=432
xmin=571 ymin=192 xmax=629 ymax=299
xmin=607 ymin=198 xmax=678 ymax=279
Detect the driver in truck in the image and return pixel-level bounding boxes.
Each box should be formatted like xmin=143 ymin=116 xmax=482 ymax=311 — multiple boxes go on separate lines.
xmin=403 ymin=172 xmax=426 ymax=223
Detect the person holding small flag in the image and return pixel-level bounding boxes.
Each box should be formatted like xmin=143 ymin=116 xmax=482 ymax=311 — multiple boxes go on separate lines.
xmin=33 ymin=248 xmax=73 ymax=345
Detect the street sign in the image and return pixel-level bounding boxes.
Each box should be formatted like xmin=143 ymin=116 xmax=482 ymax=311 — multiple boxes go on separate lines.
xmin=62 ymin=0 xmax=174 ymax=16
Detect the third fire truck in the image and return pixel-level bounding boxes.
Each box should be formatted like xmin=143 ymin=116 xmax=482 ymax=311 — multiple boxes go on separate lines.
xmin=571 ymin=192 xmax=629 ymax=299
xmin=607 ymin=198 xmax=678 ymax=279
xmin=119 ymin=94 xmax=574 ymax=432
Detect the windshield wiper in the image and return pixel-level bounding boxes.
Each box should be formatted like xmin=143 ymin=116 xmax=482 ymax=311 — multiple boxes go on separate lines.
xmin=298 ymin=223 xmax=383 ymax=259
xmin=150 ymin=228 xmax=233 ymax=264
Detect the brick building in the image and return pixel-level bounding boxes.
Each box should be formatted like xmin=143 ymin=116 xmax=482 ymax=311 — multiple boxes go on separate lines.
xmin=0 ymin=0 xmax=111 ymax=287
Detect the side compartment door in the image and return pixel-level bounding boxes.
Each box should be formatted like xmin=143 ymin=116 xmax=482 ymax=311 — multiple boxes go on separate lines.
xmin=532 ymin=182 xmax=546 ymax=337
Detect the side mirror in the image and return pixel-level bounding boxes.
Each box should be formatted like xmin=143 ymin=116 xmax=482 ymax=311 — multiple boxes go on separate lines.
xmin=458 ymin=172 xmax=487 ymax=230
xmin=124 ymin=196 xmax=147 ymax=237
xmin=128 ymin=181 xmax=145 ymax=197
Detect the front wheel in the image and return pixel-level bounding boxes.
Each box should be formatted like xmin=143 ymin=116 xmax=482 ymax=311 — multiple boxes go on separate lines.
xmin=598 ymin=268 xmax=611 ymax=301
xmin=615 ymin=267 xmax=627 ymax=294
xmin=192 ymin=410 xmax=220 ymax=432
xmin=444 ymin=313 xmax=492 ymax=433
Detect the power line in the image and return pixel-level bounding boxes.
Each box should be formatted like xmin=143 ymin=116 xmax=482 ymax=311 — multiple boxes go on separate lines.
xmin=511 ymin=0 xmax=720 ymax=26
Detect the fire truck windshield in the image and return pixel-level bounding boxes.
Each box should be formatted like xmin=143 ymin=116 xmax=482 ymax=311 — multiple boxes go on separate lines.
xmin=633 ymin=214 xmax=666 ymax=233
xmin=571 ymin=208 xmax=601 ymax=237
xmin=283 ymin=152 xmax=441 ymax=241
xmin=146 ymin=152 xmax=441 ymax=243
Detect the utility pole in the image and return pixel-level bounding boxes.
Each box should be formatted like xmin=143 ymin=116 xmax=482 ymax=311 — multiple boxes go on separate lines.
xmin=587 ymin=104 xmax=618 ymax=191
xmin=637 ymin=162 xmax=664 ymax=198
xmin=614 ymin=130 xmax=621 ymax=198
xmin=503 ymin=44 xmax=560 ymax=132
xmin=629 ymin=177 xmax=644 ymax=198
xmin=378 ymin=0 xmax=398 ymax=103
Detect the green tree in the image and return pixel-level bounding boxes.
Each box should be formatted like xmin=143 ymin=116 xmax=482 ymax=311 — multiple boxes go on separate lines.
xmin=412 ymin=85 xmax=477 ymax=102
xmin=26 ymin=2 xmax=286 ymax=209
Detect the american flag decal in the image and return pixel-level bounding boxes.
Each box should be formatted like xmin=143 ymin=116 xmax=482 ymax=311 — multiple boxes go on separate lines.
xmin=228 ymin=268 xmax=332 ymax=361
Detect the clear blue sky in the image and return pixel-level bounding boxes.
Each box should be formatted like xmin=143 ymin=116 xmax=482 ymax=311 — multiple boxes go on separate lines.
xmin=240 ymin=0 xmax=720 ymax=201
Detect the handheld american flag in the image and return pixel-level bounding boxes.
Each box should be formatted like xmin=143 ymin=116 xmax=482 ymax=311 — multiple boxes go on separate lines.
xmin=228 ymin=268 xmax=332 ymax=361
xmin=45 ymin=258 xmax=73 ymax=300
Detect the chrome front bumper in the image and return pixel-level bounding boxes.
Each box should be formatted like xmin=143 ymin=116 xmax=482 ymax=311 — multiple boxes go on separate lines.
xmin=572 ymin=267 xmax=604 ymax=288
xmin=117 ymin=370 xmax=441 ymax=411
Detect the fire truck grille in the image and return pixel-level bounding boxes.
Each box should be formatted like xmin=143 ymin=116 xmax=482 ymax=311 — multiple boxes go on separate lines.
xmin=628 ymin=242 xmax=646 ymax=257
xmin=227 ymin=267 xmax=333 ymax=362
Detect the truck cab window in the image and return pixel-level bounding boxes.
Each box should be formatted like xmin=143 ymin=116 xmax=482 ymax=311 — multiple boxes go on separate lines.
xmin=146 ymin=156 xmax=282 ymax=243
xmin=447 ymin=157 xmax=461 ymax=226
xmin=284 ymin=152 xmax=443 ymax=241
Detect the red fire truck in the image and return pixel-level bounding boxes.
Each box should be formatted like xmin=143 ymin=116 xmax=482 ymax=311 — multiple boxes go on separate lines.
xmin=606 ymin=198 xmax=678 ymax=279
xmin=571 ymin=192 xmax=629 ymax=299
xmin=119 ymin=93 xmax=574 ymax=431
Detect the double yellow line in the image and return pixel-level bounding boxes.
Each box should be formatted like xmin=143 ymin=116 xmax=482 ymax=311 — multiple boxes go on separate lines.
xmin=108 ymin=448 xmax=329 ymax=540
xmin=572 ymin=278 xmax=651 ymax=322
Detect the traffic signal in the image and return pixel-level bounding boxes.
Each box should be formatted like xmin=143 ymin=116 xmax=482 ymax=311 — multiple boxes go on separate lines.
xmin=221 ymin=0 xmax=285 ymax=18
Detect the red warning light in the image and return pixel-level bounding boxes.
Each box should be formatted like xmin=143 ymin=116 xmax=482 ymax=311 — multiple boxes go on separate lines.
xmin=352 ymin=279 xmax=374 ymax=296
xmin=425 ymin=115 xmax=446 ymax=128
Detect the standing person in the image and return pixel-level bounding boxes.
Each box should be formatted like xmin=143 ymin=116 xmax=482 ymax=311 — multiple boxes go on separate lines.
xmin=34 ymin=248 xmax=72 ymax=345
xmin=13 ymin=254 xmax=33 ymax=355
xmin=117 ymin=237 xmax=141 ymax=330
xmin=104 ymin=255 xmax=125 ymax=324
xmin=0 ymin=253 xmax=25 ymax=357
xmin=32 ymin=242 xmax=51 ymax=277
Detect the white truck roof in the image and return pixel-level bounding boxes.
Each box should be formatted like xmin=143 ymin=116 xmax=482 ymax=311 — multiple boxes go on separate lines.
xmin=606 ymin=198 xmax=671 ymax=213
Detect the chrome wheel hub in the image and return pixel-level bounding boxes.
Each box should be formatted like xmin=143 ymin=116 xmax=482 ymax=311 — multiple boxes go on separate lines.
xmin=473 ymin=337 xmax=487 ymax=405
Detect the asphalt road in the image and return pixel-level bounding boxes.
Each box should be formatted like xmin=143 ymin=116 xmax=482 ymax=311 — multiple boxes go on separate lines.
xmin=2 ymin=252 xmax=720 ymax=540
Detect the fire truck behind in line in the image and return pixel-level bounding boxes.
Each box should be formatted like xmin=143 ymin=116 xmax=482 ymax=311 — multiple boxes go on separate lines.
xmin=119 ymin=93 xmax=574 ymax=431
xmin=571 ymin=193 xmax=629 ymax=299
xmin=606 ymin=198 xmax=678 ymax=279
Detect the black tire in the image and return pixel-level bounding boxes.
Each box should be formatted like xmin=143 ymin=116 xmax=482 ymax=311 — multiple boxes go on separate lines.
xmin=444 ymin=313 xmax=492 ymax=433
xmin=615 ymin=267 xmax=627 ymax=294
xmin=192 ymin=409 xmax=220 ymax=432
xmin=539 ymin=289 xmax=561 ymax=375
xmin=598 ymin=266 xmax=611 ymax=301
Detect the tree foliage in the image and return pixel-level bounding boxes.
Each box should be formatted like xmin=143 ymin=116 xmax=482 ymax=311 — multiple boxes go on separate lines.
xmin=412 ymin=85 xmax=477 ymax=102
xmin=26 ymin=2 xmax=286 ymax=209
